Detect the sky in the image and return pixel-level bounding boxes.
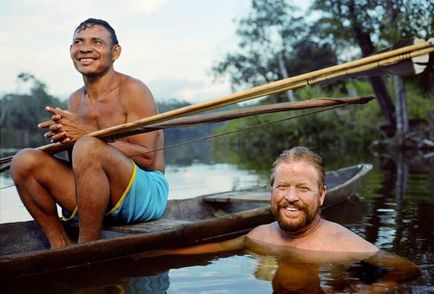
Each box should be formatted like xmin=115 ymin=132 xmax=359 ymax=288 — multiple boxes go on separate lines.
xmin=1 ymin=0 xmax=309 ymax=104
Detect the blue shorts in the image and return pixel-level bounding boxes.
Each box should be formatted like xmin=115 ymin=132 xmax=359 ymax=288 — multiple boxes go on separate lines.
xmin=61 ymin=163 xmax=169 ymax=224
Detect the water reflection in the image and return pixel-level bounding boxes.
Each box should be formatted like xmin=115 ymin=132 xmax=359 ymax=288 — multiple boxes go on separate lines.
xmin=245 ymin=234 xmax=421 ymax=293
xmin=272 ymin=260 xmax=323 ymax=293
xmin=64 ymin=271 xmax=170 ymax=293
xmin=2 ymin=246 xmax=420 ymax=293
xmin=125 ymin=271 xmax=170 ymax=293
xmin=355 ymin=152 xmax=433 ymax=292
xmin=267 ymin=258 xmax=392 ymax=293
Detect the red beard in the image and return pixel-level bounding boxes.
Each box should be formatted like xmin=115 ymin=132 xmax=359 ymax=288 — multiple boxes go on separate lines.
xmin=272 ymin=199 xmax=320 ymax=233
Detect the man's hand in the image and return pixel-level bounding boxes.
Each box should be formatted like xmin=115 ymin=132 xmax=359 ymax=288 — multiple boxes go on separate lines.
xmin=38 ymin=106 xmax=95 ymax=143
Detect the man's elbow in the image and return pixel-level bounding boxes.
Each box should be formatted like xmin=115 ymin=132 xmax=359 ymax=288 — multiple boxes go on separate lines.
xmin=131 ymin=154 xmax=154 ymax=169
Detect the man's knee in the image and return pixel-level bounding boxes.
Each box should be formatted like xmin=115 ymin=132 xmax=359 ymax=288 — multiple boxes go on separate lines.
xmin=72 ymin=137 xmax=107 ymax=167
xmin=11 ymin=148 xmax=44 ymax=178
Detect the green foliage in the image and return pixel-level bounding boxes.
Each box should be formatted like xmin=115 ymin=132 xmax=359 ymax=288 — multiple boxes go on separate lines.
xmin=156 ymin=98 xmax=222 ymax=165
xmin=211 ymin=0 xmax=433 ymax=172
xmin=385 ymin=77 xmax=434 ymax=119
xmin=379 ymin=75 xmax=434 ymax=118
xmin=156 ymin=98 xmax=218 ymax=146
xmin=157 ymin=98 xmax=191 ymax=113
xmin=1 ymin=73 xmax=67 ymax=148
xmin=213 ymin=82 xmax=383 ymax=169
xmin=310 ymin=0 xmax=434 ymax=57
xmin=403 ymin=80 xmax=434 ymax=118
xmin=309 ymin=0 xmax=433 ymax=127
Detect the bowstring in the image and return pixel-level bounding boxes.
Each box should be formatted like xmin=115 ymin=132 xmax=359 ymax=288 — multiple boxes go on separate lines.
xmin=132 ymin=104 xmax=346 ymax=156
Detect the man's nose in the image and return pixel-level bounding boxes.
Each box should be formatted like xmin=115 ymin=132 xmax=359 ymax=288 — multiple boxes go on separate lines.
xmin=284 ymin=187 xmax=299 ymax=202
xmin=80 ymin=43 xmax=93 ymax=52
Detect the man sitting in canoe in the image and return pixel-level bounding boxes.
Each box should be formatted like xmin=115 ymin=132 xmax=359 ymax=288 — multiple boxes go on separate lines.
xmin=10 ymin=18 xmax=168 ymax=248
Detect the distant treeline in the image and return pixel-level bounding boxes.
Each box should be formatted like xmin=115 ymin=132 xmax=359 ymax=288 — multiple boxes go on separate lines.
xmin=0 ymin=74 xmax=67 ymax=148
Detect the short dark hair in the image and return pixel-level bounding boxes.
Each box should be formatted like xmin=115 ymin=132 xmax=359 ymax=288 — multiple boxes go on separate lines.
xmin=270 ymin=146 xmax=325 ymax=188
xmin=74 ymin=18 xmax=119 ymax=46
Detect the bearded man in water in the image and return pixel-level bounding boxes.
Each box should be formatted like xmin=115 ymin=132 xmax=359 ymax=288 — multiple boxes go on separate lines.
xmin=144 ymin=146 xmax=377 ymax=255
xmin=142 ymin=146 xmax=420 ymax=292
xmin=246 ymin=146 xmax=377 ymax=252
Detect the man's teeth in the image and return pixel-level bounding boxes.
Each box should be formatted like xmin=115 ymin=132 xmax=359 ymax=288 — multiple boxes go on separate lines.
xmin=286 ymin=207 xmax=298 ymax=212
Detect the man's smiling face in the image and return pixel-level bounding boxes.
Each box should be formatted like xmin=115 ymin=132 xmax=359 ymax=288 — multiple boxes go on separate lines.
xmin=70 ymin=24 xmax=119 ymax=76
xmin=270 ymin=160 xmax=326 ymax=233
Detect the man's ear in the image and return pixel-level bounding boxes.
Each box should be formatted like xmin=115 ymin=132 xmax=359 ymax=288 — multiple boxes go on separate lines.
xmin=319 ymin=185 xmax=327 ymax=206
xmin=112 ymin=44 xmax=122 ymax=62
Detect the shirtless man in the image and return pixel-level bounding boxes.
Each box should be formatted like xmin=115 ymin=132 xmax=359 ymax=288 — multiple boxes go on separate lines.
xmin=159 ymin=146 xmax=377 ymax=254
xmin=10 ymin=18 xmax=168 ymax=248
xmin=248 ymin=146 xmax=377 ymax=253
xmin=142 ymin=146 xmax=419 ymax=291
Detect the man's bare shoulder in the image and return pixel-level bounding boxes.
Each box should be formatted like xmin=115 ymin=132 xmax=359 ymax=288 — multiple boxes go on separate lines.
xmin=118 ymin=74 xmax=153 ymax=98
xmin=319 ymin=220 xmax=378 ymax=253
xmin=247 ymin=222 xmax=275 ymax=242
xmin=117 ymin=73 xmax=156 ymax=113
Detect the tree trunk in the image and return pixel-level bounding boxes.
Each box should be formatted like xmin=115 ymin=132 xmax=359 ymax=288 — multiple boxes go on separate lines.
xmin=277 ymin=51 xmax=295 ymax=102
xmin=368 ymin=76 xmax=396 ymax=127
xmin=348 ymin=0 xmax=396 ymax=129
xmin=394 ymin=75 xmax=409 ymax=142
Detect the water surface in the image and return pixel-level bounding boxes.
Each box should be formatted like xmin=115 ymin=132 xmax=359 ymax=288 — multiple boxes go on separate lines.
xmin=1 ymin=156 xmax=433 ymax=293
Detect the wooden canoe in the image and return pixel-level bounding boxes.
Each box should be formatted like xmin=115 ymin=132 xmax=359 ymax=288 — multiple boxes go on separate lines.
xmin=0 ymin=163 xmax=372 ymax=279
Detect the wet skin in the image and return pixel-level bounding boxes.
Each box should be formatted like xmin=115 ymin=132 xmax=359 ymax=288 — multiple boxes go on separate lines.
xmin=247 ymin=161 xmax=378 ymax=253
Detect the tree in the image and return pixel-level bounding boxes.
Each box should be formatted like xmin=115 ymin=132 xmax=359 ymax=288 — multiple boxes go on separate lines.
xmin=210 ymin=0 xmax=379 ymax=162
xmin=212 ymin=0 xmax=338 ymax=103
xmin=310 ymin=0 xmax=434 ymax=132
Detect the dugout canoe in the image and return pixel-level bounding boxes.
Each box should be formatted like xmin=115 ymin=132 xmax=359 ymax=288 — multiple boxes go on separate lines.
xmin=0 ymin=163 xmax=372 ymax=279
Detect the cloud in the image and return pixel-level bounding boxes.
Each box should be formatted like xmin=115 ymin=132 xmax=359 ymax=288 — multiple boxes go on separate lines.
xmin=0 ymin=0 xmax=248 ymax=101
xmin=127 ymin=0 xmax=169 ymax=13
xmin=149 ymin=76 xmax=231 ymax=104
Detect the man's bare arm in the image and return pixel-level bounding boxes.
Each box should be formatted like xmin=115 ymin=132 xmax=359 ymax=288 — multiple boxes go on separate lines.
xmin=135 ymin=235 xmax=246 ymax=260
xmin=363 ymin=250 xmax=421 ymax=291
xmin=108 ymin=79 xmax=161 ymax=169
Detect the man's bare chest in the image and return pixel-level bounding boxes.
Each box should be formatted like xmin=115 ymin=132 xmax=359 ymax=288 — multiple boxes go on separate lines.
xmin=76 ymin=99 xmax=127 ymax=130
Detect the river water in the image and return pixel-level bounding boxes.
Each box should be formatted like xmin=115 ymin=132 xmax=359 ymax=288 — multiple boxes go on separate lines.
xmin=0 ymin=153 xmax=433 ymax=293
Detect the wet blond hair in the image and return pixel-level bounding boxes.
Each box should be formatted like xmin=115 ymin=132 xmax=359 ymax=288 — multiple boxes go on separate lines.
xmin=270 ymin=146 xmax=325 ymax=188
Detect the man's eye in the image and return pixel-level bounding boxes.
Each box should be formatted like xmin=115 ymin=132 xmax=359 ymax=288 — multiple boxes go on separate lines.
xmin=277 ymin=185 xmax=288 ymax=191
xmin=299 ymin=186 xmax=309 ymax=192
